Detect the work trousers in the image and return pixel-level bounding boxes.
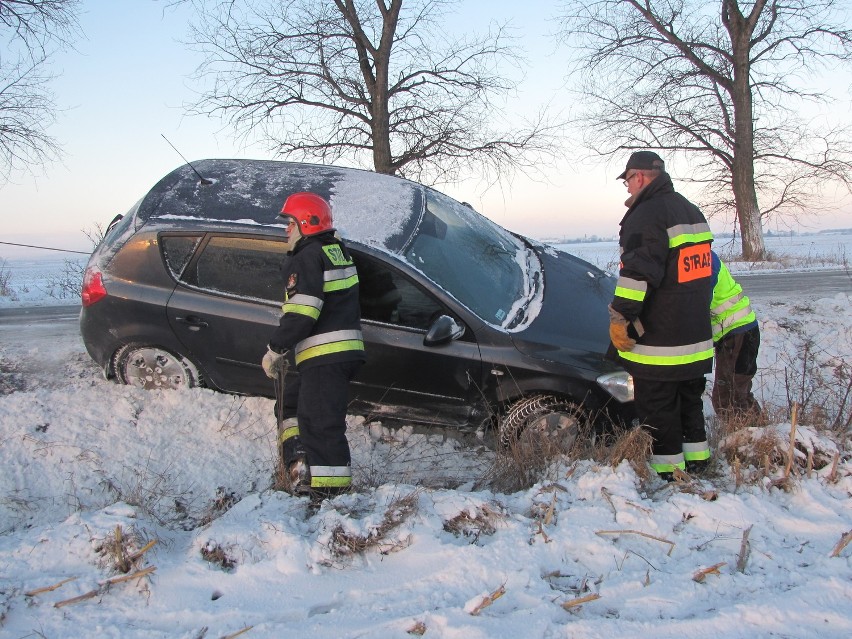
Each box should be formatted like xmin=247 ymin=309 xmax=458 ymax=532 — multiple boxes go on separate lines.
xmin=278 ymin=360 xmax=362 ymax=471
xmin=712 ymin=325 xmax=761 ymax=420
xmin=633 ymin=376 xmax=709 ymax=472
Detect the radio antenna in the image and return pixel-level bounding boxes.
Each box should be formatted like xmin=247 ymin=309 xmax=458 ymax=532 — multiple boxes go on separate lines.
xmin=161 ymin=134 xmax=212 ymax=185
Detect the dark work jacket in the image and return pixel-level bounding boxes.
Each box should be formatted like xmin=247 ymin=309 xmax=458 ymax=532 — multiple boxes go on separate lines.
xmin=609 ymin=173 xmax=714 ymax=381
xmin=269 ymin=232 xmax=365 ymax=370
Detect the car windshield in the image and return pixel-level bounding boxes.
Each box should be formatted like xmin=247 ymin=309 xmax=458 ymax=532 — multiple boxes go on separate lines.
xmin=403 ymin=190 xmax=542 ymax=331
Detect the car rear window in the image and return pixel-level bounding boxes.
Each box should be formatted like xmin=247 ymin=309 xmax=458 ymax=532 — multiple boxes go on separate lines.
xmin=180 ymin=235 xmax=288 ymax=303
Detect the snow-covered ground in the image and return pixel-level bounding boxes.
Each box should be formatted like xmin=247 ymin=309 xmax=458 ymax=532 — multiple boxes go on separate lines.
xmin=0 ymin=234 xmax=851 ymax=638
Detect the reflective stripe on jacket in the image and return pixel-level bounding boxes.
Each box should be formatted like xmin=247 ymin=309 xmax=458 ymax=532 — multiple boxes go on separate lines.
xmin=710 ymin=251 xmax=757 ymax=342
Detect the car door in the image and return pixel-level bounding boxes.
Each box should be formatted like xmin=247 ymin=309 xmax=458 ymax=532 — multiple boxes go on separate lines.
xmin=351 ymin=251 xmax=484 ymax=427
xmin=163 ymin=233 xmax=287 ymax=397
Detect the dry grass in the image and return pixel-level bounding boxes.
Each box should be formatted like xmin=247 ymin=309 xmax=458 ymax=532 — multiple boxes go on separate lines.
xmin=95 ymin=525 xmax=156 ymax=575
xmin=198 ymin=487 xmax=240 ymax=526
xmin=482 ymin=414 xmax=597 ymax=493
xmin=443 ymin=502 xmax=505 ymax=543
xmin=600 ymin=426 xmax=654 ymax=482
xmin=326 ymin=490 xmax=419 ymax=558
xmin=717 ymin=399 xmax=846 ymax=488
xmin=200 ymin=541 xmax=237 ymax=571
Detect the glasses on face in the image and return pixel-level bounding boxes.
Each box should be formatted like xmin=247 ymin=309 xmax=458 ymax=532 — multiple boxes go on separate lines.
xmin=622 ymin=172 xmax=641 ymax=187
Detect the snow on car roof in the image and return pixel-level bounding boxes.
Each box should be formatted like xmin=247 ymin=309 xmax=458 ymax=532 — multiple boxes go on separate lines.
xmin=138 ymin=159 xmax=424 ymax=252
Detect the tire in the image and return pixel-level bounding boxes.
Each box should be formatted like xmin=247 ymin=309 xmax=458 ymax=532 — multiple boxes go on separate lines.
xmin=498 ymin=394 xmax=587 ymax=454
xmin=112 ymin=344 xmax=200 ymax=391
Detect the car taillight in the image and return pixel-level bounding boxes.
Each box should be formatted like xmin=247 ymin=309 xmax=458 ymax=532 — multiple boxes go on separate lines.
xmin=81 ymin=267 xmax=107 ymax=307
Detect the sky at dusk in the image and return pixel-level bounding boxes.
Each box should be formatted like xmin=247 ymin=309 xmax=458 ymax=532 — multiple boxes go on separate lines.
xmin=2 ymin=0 xmax=852 ymax=260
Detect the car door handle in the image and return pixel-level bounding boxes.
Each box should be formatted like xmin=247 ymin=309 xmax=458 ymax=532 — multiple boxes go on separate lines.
xmin=175 ymin=315 xmax=209 ymax=331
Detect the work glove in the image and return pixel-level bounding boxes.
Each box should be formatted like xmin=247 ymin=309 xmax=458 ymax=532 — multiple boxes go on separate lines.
xmin=608 ymin=305 xmax=636 ymax=352
xmin=262 ymin=347 xmax=288 ymax=379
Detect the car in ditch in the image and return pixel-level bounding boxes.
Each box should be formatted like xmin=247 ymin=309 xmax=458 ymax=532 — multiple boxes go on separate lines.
xmin=79 ymin=159 xmax=634 ymax=447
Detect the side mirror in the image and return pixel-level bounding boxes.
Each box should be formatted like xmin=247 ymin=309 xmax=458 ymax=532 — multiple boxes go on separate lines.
xmin=424 ymin=314 xmax=465 ymax=346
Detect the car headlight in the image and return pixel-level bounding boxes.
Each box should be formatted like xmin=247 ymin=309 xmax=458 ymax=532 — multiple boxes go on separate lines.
xmin=596 ymin=371 xmax=634 ymax=403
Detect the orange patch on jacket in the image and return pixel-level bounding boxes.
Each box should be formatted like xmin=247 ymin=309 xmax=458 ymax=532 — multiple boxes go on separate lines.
xmin=678 ymin=244 xmax=711 ymax=282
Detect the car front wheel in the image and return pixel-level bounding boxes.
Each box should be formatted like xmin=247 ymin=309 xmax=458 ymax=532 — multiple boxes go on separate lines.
xmin=112 ymin=344 xmax=200 ymax=391
xmin=498 ymin=394 xmax=587 ymax=454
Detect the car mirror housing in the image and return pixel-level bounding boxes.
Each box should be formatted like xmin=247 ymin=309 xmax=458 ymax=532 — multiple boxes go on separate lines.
xmin=423 ymin=314 xmax=465 ymax=346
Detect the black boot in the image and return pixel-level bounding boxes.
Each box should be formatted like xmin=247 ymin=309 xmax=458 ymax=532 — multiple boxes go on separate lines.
xmin=686 ymin=459 xmax=710 ymax=475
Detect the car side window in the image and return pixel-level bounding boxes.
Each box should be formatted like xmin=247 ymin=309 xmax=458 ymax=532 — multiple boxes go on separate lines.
xmin=161 ymin=235 xmax=203 ymax=279
xmin=182 ymin=235 xmax=288 ymax=303
xmin=355 ymin=253 xmax=444 ymax=330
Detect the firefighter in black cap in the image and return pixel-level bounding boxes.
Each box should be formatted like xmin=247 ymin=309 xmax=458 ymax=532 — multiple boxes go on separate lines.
xmin=608 ymin=151 xmax=715 ymax=480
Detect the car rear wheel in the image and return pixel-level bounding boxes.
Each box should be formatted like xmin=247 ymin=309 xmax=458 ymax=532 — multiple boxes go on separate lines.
xmin=113 ymin=344 xmax=200 ymax=390
xmin=498 ymin=394 xmax=587 ymax=454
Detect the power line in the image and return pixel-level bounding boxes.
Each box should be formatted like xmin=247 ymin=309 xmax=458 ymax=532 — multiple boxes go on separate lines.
xmin=0 ymin=241 xmax=90 ymax=255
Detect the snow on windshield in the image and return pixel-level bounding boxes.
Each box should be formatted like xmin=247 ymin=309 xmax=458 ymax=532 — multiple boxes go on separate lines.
xmin=502 ymin=246 xmax=543 ymax=332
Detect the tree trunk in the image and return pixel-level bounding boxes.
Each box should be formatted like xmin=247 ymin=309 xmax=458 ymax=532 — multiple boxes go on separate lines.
xmin=338 ymin=0 xmax=398 ymax=175
xmin=370 ymin=0 xmax=399 ymax=175
xmin=734 ymin=186 xmax=765 ymax=260
xmin=725 ymin=1 xmax=767 ymax=261
xmin=730 ymin=111 xmax=765 ymax=260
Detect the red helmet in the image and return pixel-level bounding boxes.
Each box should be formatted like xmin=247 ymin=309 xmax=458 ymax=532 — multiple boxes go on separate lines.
xmin=280 ymin=192 xmax=334 ymax=236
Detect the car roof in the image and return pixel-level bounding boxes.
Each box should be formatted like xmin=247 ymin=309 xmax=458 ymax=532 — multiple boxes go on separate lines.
xmin=137 ymin=159 xmax=427 ymax=253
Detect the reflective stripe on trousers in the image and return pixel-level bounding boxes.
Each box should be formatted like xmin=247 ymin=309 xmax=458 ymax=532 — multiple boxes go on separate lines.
xmin=650 ymin=453 xmax=686 ymax=473
xmin=310 ymin=465 xmax=352 ymax=489
xmin=683 ymin=440 xmax=710 ymax=462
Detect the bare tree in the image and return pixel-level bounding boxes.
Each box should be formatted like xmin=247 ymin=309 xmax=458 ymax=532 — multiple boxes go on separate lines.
xmin=182 ymin=0 xmax=558 ymax=185
xmin=558 ymin=0 xmax=852 ymax=260
xmin=0 ymin=0 xmax=81 ymax=182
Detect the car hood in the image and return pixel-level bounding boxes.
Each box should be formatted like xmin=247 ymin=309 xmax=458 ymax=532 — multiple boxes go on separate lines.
xmin=511 ymin=244 xmax=618 ymax=371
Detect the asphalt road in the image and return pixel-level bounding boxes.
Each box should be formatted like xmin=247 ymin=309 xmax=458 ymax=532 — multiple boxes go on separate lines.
xmin=0 ymin=305 xmax=81 ymax=324
xmin=735 ymin=269 xmax=850 ymax=302
xmin=0 ymin=269 xmax=849 ymax=325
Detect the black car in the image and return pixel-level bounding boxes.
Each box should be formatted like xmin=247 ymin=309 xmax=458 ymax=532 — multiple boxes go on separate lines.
xmin=80 ymin=159 xmax=633 ymax=447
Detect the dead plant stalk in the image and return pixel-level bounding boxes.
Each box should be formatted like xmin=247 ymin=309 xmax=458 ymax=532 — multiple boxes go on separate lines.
xmin=830 ymin=530 xmax=852 ymax=558
xmin=736 ymin=525 xmax=753 ymax=573
xmin=52 ymin=566 xmax=157 ymax=608
xmin=24 ymin=577 xmax=77 ymax=597
xmin=693 ymin=562 xmax=727 ymax=582
xmin=596 ymin=529 xmax=676 ymax=556
xmin=470 ymin=584 xmax=506 ymax=615
xmin=562 ymin=593 xmax=601 ymax=610
xmin=784 ymin=403 xmax=798 ymax=478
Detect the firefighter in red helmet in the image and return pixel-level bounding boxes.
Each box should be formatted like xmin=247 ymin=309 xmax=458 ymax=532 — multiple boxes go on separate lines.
xmin=261 ymin=192 xmax=365 ymax=503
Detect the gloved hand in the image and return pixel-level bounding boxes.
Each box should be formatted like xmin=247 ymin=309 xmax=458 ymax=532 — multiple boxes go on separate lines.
xmin=262 ymin=347 xmax=288 ymax=379
xmin=608 ymin=305 xmax=636 ymax=352
xmin=609 ymin=321 xmax=636 ymax=352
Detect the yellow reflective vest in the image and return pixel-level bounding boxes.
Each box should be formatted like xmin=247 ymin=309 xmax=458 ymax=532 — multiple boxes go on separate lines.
xmin=710 ymin=251 xmax=757 ymax=342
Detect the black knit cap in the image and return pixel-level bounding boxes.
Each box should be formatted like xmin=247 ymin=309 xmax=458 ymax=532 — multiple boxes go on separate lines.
xmin=616 ymin=151 xmax=665 ymax=180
